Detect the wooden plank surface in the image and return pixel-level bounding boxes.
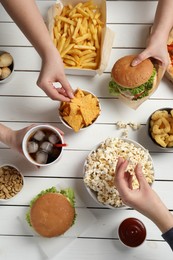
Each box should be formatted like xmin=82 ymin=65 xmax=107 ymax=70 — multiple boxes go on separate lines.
xmin=1 ymin=1 xmax=173 ymax=259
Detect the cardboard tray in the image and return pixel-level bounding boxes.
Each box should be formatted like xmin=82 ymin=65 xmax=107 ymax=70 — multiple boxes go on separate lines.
xmin=47 ymin=0 xmax=114 ymax=76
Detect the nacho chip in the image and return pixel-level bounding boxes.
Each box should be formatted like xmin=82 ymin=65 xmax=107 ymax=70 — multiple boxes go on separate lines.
xmin=63 ymin=114 xmax=83 ymax=132
xmin=69 ymin=103 xmax=79 ymax=116
xmin=75 ymin=89 xmax=85 ymax=98
xmin=59 ymin=88 xmax=100 ymax=132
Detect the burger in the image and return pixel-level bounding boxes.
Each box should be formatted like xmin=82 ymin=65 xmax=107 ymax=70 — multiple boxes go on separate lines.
xmin=108 ymin=55 xmax=157 ymax=101
xmin=26 ymin=186 xmax=76 ymax=238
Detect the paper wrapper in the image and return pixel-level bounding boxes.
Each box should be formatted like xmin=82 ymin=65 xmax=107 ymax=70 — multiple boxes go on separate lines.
xmin=18 ymin=182 xmax=97 ymax=259
xmin=116 ymin=59 xmax=164 ymax=110
xmin=47 ymin=0 xmax=114 ymax=76
xmin=165 ymin=28 xmax=173 ymax=84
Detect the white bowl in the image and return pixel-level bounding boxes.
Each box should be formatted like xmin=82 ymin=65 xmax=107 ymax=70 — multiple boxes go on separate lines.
xmin=147 ymin=107 xmax=173 ymax=149
xmin=83 ymin=137 xmax=154 ymax=209
xmin=0 ymin=164 xmax=24 ymax=202
xmin=0 ymin=51 xmax=14 ymax=84
xmin=59 ymin=89 xmax=101 ymax=132
xmin=22 ymin=124 xmax=64 ymax=167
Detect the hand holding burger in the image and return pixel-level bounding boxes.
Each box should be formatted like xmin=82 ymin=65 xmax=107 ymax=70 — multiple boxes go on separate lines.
xmin=109 ymin=55 xmax=157 ymax=101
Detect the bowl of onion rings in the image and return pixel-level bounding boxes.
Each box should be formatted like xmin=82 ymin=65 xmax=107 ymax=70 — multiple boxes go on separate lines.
xmin=148 ymin=108 xmax=173 ymax=148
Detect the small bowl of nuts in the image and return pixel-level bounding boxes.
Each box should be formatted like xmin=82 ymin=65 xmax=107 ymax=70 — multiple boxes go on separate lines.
xmin=147 ymin=108 xmax=173 ymax=148
xmin=0 ymin=164 xmax=24 ymax=202
xmin=0 ymin=51 xmax=14 ymax=84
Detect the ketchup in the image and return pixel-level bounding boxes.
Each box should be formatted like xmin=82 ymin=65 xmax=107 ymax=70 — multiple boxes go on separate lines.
xmin=118 ymin=218 xmax=146 ymax=247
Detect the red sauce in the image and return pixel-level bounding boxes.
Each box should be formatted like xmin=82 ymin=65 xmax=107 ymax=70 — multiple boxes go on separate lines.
xmin=118 ymin=218 xmax=146 ymax=247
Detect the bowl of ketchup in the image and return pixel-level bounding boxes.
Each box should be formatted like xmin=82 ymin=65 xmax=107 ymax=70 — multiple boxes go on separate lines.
xmin=118 ymin=217 xmax=147 ymax=248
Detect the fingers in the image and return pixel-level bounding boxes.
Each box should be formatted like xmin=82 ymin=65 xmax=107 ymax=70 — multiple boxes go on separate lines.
xmin=115 ymin=157 xmax=129 ymax=188
xmin=134 ymin=164 xmax=150 ymax=189
xmin=59 ymin=77 xmax=74 ymax=99
xmin=115 ymin=157 xmax=128 ymax=180
xmin=39 ymin=82 xmax=72 ymax=101
xmin=55 ymin=128 xmax=64 ymax=136
xmin=131 ymin=51 xmax=150 ymax=66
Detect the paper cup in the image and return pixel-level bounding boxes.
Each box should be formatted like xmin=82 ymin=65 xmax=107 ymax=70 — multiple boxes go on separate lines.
xmin=22 ymin=125 xmax=64 ymax=167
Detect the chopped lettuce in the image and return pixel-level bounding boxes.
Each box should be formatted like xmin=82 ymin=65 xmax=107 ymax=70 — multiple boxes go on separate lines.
xmin=26 ymin=187 xmax=76 ymax=227
xmin=108 ymin=68 xmax=156 ymax=100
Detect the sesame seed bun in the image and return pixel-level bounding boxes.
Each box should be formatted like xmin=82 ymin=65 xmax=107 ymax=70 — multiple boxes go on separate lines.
xmin=30 ymin=193 xmax=75 ymax=237
xmin=111 ymin=55 xmax=154 ymax=89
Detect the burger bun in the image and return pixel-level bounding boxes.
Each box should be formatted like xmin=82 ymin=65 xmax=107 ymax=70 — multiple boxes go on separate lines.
xmin=30 ymin=193 xmax=75 ymax=238
xmin=111 ymin=55 xmax=154 ymax=89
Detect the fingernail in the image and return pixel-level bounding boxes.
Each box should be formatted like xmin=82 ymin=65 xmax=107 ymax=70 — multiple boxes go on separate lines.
xmin=69 ymin=91 xmax=74 ymax=98
xmin=131 ymin=60 xmax=138 ymax=66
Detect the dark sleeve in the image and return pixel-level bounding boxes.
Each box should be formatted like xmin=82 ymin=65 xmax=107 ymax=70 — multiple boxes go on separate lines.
xmin=162 ymin=227 xmax=173 ymax=250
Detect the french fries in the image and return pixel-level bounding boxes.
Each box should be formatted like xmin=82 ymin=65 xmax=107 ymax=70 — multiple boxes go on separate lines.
xmin=52 ymin=0 xmax=104 ymax=70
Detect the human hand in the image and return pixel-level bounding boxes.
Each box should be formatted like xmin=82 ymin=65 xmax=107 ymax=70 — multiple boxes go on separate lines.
xmin=7 ymin=124 xmax=64 ymax=154
xmin=115 ymin=157 xmax=165 ymax=218
xmin=131 ymin=37 xmax=169 ymax=72
xmin=37 ymin=48 xmax=74 ymax=102
xmin=115 ymin=157 xmax=173 ymax=233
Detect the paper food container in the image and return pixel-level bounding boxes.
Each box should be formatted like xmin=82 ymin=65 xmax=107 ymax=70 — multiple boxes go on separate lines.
xmin=47 ymin=0 xmax=114 ymax=76
xmin=117 ymin=59 xmax=164 ymax=110
xmin=165 ymin=28 xmax=173 ymax=84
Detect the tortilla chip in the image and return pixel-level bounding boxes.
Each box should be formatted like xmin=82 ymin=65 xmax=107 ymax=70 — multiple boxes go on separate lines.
xmin=75 ymin=89 xmax=85 ymax=98
xmin=63 ymin=114 xmax=83 ymax=132
xmin=59 ymin=88 xmax=101 ymax=131
xmin=69 ymin=103 xmax=79 ymax=116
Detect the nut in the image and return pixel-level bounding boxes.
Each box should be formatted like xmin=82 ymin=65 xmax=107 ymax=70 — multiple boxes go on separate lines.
xmin=0 ymin=166 xmax=23 ymax=200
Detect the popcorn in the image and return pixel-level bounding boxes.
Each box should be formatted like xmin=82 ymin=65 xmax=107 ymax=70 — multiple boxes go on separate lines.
xmin=116 ymin=121 xmax=141 ymax=138
xmin=84 ymin=138 xmax=154 ymax=207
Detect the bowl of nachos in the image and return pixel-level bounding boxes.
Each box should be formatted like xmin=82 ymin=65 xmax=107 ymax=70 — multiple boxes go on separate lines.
xmin=59 ymin=88 xmax=101 ymax=132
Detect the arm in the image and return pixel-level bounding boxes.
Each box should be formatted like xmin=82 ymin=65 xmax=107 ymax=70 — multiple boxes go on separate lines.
xmin=0 ymin=123 xmax=30 ymax=153
xmin=115 ymin=157 xmax=173 ymax=236
xmin=132 ymin=0 xmax=173 ymax=69
xmin=1 ymin=0 xmax=74 ymax=101
xmin=0 ymin=123 xmax=64 ymax=153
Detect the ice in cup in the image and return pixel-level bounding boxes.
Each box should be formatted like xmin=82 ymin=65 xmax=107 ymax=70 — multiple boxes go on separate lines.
xmin=22 ymin=125 xmax=64 ymax=166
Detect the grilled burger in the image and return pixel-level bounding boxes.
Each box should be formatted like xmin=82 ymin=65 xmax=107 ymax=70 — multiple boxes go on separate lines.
xmin=109 ymin=55 xmax=157 ymax=101
xmin=26 ymin=187 xmax=76 ymax=238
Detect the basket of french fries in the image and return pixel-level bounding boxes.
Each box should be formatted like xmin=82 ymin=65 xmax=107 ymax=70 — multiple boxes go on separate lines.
xmin=47 ymin=0 xmax=114 ymax=76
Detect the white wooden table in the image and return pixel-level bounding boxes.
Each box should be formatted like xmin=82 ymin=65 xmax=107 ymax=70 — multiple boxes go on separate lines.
xmin=0 ymin=1 xmax=173 ymax=259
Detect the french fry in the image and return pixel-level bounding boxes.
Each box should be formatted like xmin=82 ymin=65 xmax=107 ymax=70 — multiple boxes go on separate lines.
xmin=57 ymin=36 xmax=66 ymax=54
xmin=80 ymin=52 xmax=97 ymax=62
xmin=52 ymin=0 xmax=104 ymax=69
xmin=72 ymin=18 xmax=82 ymax=39
xmin=74 ymin=45 xmax=96 ymax=50
xmin=68 ymin=49 xmax=82 ymax=57
xmin=75 ymin=33 xmax=91 ymax=43
xmin=61 ymin=43 xmax=75 ymax=57
xmin=64 ymin=59 xmax=76 ymax=66
xmin=56 ymin=16 xmax=75 ymax=26
xmin=82 ymin=62 xmax=97 ymax=69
